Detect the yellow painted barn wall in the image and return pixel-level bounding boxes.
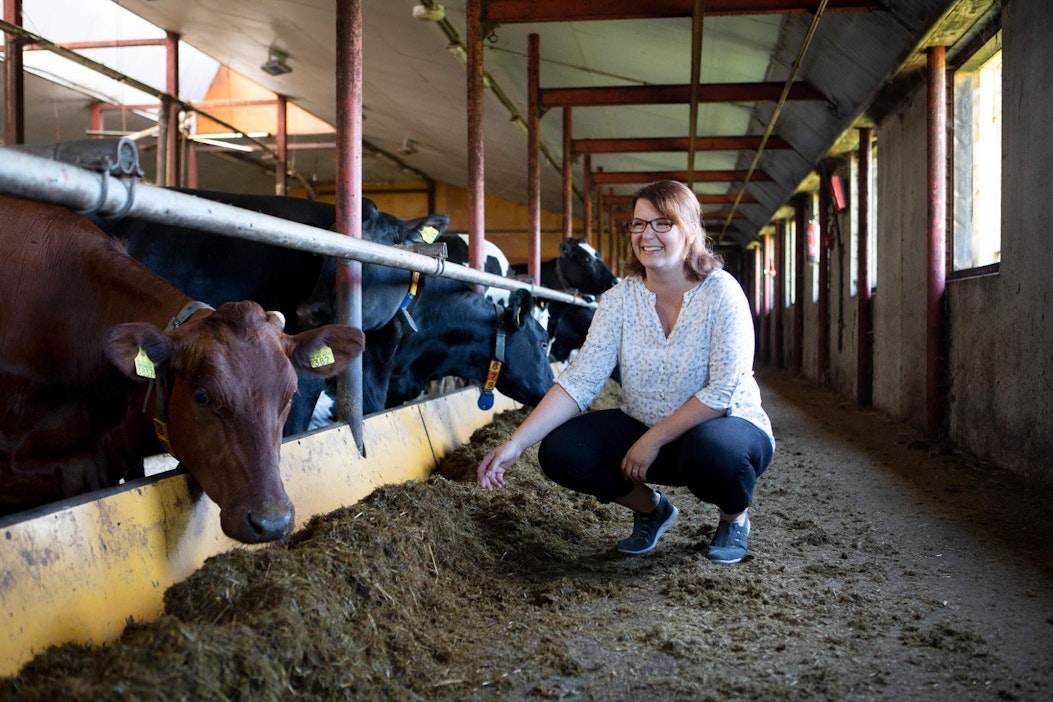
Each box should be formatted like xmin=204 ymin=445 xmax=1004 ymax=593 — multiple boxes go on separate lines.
xmin=196 ymin=67 xmax=334 ymax=136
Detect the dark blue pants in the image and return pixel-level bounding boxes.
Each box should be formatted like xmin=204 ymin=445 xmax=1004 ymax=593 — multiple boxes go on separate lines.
xmin=537 ymin=409 xmax=773 ymax=514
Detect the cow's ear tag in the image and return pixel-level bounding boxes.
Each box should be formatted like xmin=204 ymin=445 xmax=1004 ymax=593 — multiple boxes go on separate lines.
xmin=309 ymin=344 xmax=335 ymax=368
xmin=419 ymin=225 xmax=439 ymax=244
xmin=134 ymin=347 xmax=156 ymax=379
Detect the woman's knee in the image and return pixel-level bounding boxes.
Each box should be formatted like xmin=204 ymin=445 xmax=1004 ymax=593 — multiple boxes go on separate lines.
xmin=678 ymin=418 xmax=769 ymax=509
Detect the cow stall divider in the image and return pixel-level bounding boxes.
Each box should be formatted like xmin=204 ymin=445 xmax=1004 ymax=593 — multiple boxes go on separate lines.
xmin=0 ymin=144 xmax=589 ymax=677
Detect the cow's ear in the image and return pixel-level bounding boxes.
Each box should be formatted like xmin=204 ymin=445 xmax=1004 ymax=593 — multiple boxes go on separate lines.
xmin=506 ymin=289 xmax=533 ymax=329
xmin=559 ymin=238 xmax=574 ymax=259
xmin=105 ymin=323 xmax=174 ymax=382
xmin=404 ymin=213 xmax=449 ymax=244
xmin=266 ymin=310 xmax=286 ymax=330
xmin=287 ymin=324 xmax=366 ymax=378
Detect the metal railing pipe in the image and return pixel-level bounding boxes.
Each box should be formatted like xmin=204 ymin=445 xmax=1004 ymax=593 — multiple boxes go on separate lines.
xmin=0 ymin=148 xmax=595 ymax=308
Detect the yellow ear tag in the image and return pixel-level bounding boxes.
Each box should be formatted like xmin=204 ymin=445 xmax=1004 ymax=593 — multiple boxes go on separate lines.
xmin=309 ymin=344 xmax=335 ymax=368
xmin=419 ymin=225 xmax=439 ymax=244
xmin=134 ymin=347 xmax=156 ymax=379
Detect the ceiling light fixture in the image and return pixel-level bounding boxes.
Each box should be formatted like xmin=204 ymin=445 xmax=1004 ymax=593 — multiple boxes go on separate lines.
xmin=188 ymin=134 xmax=257 ymax=153
xmin=412 ymin=3 xmax=445 ymax=22
xmin=397 ymin=137 xmax=418 ymax=156
xmin=261 ymin=47 xmax=292 ymax=76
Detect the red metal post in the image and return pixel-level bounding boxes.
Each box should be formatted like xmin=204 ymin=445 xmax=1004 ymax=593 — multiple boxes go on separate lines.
xmin=596 ymin=180 xmax=605 ymax=250
xmin=90 ymin=102 xmax=103 ymax=137
xmin=275 ymin=94 xmax=288 ymax=196
xmin=773 ymin=220 xmax=785 ymax=369
xmin=761 ymin=232 xmax=773 ymax=364
xmin=3 ymin=0 xmax=24 ymax=145
xmin=466 ymin=0 xmax=486 ymax=273
xmin=527 ymin=33 xmax=541 ymax=284
xmin=186 ymin=142 xmax=198 ymax=188
xmin=335 ymin=0 xmax=365 ymax=451
xmin=857 ymin=126 xmax=873 ymax=406
xmin=603 ymin=195 xmax=614 ymax=264
xmin=582 ymin=153 xmax=593 ymax=244
xmin=164 ymin=31 xmax=180 ymax=186
xmin=155 ymin=97 xmax=169 ymax=186
xmin=752 ymin=243 xmax=762 ymax=358
xmin=793 ymin=195 xmax=806 ymax=376
xmin=926 ymin=46 xmax=947 ymax=438
xmin=562 ymin=107 xmax=573 ymax=239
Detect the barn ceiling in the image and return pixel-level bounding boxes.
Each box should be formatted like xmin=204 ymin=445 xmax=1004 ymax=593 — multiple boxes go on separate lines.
xmin=4 ymin=0 xmax=999 ymax=249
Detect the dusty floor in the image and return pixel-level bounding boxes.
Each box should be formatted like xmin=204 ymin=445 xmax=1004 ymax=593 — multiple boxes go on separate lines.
xmin=2 ymin=368 xmax=1051 ymax=701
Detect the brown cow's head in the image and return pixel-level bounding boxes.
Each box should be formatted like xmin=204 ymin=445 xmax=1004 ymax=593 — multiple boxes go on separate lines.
xmin=104 ymin=301 xmax=365 ymax=544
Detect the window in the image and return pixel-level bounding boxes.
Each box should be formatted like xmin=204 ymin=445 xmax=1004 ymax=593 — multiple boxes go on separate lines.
xmin=953 ymin=33 xmax=1002 ymax=272
xmin=808 ymin=192 xmax=820 ymax=303
xmin=848 ymin=142 xmax=877 ymax=296
xmin=868 ymin=145 xmax=878 ymax=291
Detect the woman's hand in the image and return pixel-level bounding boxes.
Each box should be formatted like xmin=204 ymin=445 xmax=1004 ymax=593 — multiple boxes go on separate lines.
xmin=478 ymin=440 xmax=524 ymax=491
xmin=621 ymin=434 xmax=662 ymax=484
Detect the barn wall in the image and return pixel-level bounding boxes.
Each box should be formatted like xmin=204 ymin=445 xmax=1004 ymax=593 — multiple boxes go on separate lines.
xmin=946 ymin=0 xmax=1053 ymax=483
xmin=825 ymin=187 xmax=861 ymax=402
xmin=775 ymin=0 xmax=1053 ymax=484
xmin=873 ymin=86 xmax=931 ymax=427
xmin=799 ymin=261 xmax=819 ymax=383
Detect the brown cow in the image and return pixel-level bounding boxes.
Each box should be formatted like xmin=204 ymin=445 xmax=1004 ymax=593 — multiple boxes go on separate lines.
xmin=0 ymin=194 xmax=365 ymax=543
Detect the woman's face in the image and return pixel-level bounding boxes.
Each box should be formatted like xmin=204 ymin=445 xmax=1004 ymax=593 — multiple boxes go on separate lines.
xmin=630 ymin=198 xmax=689 ymax=275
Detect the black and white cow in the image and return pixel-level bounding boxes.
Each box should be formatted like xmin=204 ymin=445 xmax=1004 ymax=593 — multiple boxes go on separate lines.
xmin=92 ymin=188 xmax=449 ymax=435
xmin=511 ymin=238 xmax=617 ymax=361
xmin=547 ymin=302 xmax=596 ymax=363
xmin=520 ymin=237 xmax=618 ymax=296
xmin=437 ymin=232 xmax=510 ymax=277
xmin=437 ymin=232 xmax=513 ymax=307
xmin=369 ymin=278 xmax=553 ymax=412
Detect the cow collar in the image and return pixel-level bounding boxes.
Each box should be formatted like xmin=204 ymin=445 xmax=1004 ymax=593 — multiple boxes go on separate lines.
xmin=477 ymin=302 xmax=507 ymax=411
xmin=375 ymin=272 xmax=425 ymax=366
xmin=145 ymin=301 xmax=215 ymax=458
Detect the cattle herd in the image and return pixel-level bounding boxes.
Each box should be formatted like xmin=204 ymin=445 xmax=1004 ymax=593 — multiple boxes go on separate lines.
xmin=0 ymin=180 xmax=617 ymax=543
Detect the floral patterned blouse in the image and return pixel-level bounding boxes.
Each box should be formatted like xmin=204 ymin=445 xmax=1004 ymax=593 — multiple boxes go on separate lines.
xmin=556 ymin=271 xmax=775 ymax=449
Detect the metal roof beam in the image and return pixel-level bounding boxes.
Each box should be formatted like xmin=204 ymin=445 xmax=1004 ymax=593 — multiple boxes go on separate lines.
xmin=540 ymin=82 xmax=825 ymax=108
xmin=606 ymin=192 xmax=757 ymax=205
xmin=573 ymin=135 xmax=791 ymax=153
xmin=593 ymin=169 xmax=772 ymax=184
xmin=483 ymin=0 xmax=884 ymax=23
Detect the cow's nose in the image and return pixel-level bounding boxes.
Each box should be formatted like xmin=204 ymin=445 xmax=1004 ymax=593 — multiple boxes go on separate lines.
xmin=247 ymin=504 xmax=294 ymax=541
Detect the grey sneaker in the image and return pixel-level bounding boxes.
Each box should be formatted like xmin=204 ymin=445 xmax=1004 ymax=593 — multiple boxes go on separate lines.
xmin=617 ymin=493 xmax=679 ymax=555
xmin=706 ymin=514 xmax=750 ymax=564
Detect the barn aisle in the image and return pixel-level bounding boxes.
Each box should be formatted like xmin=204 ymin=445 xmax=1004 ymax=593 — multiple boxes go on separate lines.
xmin=754 ymin=366 xmax=1053 ymax=695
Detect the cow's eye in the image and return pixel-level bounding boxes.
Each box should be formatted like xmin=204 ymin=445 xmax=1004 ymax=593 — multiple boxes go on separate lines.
xmin=193 ymin=389 xmax=210 ymax=406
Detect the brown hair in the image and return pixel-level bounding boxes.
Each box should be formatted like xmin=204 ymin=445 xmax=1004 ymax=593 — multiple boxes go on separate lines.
xmin=622 ymin=180 xmax=723 ymax=282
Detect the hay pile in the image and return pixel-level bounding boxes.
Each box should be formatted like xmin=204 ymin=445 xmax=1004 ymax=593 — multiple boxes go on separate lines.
xmin=2 ymin=377 xmax=1049 ymax=701
xmin=1 ymin=405 xmax=629 ymax=701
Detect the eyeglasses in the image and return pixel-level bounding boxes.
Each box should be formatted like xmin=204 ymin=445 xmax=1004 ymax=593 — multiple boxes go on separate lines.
xmin=625 ymin=217 xmax=674 ymax=234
